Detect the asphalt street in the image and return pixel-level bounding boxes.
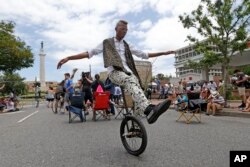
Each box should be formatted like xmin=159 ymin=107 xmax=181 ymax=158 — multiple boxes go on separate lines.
xmin=0 ymin=104 xmax=250 ymax=167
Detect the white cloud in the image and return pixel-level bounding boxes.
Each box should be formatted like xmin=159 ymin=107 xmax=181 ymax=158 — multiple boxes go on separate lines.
xmin=139 ymin=20 xmax=153 ymax=30
xmin=146 ymin=0 xmax=201 ymax=16
xmin=0 ymin=0 xmax=205 ymax=81
xmin=140 ymin=17 xmax=199 ymax=51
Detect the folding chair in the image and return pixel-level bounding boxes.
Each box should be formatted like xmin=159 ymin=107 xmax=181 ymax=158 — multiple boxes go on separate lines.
xmin=67 ymin=92 xmax=86 ymax=123
xmin=93 ymin=91 xmax=110 ymax=121
xmin=176 ymin=102 xmax=189 ymax=123
xmin=187 ymin=99 xmax=202 ymax=123
xmin=115 ymin=92 xmax=134 ymax=119
xmin=176 ymin=93 xmax=202 ymax=124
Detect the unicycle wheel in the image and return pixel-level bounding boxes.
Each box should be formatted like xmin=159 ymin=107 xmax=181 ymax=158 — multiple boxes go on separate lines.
xmin=120 ymin=115 xmax=147 ymax=156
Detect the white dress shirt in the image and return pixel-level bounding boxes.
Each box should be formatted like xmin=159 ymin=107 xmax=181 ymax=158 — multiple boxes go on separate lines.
xmin=88 ymin=37 xmax=148 ymax=74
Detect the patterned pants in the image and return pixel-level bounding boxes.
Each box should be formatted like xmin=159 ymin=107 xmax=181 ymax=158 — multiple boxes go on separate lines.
xmin=109 ymin=70 xmax=151 ymax=114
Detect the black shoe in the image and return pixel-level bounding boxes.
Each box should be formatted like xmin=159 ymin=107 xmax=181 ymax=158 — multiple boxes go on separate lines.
xmin=238 ymin=103 xmax=244 ymax=108
xmin=145 ymin=100 xmax=171 ymax=124
xmin=205 ymin=112 xmax=210 ymax=116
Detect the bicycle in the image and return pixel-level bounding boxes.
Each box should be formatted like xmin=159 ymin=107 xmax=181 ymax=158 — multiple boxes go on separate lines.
xmin=119 ymin=88 xmax=147 ymax=156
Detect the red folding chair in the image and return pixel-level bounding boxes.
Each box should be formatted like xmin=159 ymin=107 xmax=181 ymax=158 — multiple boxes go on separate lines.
xmin=93 ymin=91 xmax=110 ymax=121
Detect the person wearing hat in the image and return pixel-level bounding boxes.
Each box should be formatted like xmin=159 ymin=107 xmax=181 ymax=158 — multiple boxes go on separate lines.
xmin=206 ymin=90 xmax=225 ymax=116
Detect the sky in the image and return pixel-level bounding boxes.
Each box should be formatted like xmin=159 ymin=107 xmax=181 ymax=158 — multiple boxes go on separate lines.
xmin=0 ymin=0 xmax=202 ymax=82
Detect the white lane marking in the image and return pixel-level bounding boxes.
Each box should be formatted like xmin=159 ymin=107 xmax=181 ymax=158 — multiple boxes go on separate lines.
xmin=17 ymin=110 xmax=39 ymax=123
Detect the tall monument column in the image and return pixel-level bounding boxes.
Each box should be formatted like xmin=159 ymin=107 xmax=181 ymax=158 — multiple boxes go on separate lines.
xmin=39 ymin=41 xmax=46 ymax=90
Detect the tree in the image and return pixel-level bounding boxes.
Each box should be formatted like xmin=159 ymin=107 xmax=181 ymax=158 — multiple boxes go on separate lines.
xmin=179 ymin=0 xmax=250 ymax=99
xmin=156 ymin=73 xmax=165 ymax=80
xmin=0 ymin=21 xmax=34 ymax=73
xmin=0 ymin=72 xmax=27 ymax=96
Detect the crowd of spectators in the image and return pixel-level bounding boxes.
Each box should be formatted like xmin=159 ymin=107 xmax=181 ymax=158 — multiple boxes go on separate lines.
xmin=151 ymin=68 xmax=250 ymax=115
xmin=45 ymin=68 xmax=122 ymax=116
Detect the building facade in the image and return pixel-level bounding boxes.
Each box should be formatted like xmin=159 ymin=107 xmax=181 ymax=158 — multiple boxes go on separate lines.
xmin=174 ymin=42 xmax=250 ymax=82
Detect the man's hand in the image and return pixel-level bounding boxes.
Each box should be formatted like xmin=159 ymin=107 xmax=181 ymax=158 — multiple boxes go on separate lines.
xmin=57 ymin=57 xmax=69 ymax=69
xmin=73 ymin=68 xmax=78 ymax=73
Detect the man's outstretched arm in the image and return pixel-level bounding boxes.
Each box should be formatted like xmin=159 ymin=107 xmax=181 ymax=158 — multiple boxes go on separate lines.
xmin=57 ymin=52 xmax=89 ymax=69
xmin=148 ymin=50 xmax=175 ymax=58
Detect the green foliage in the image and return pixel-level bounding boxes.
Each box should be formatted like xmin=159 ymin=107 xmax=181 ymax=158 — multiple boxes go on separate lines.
xmin=156 ymin=73 xmax=164 ymax=80
xmin=0 ymin=21 xmax=34 ymax=73
xmin=228 ymin=65 xmax=250 ymax=75
xmin=179 ymin=0 xmax=250 ymax=69
xmin=0 ymin=72 xmax=27 ymax=96
xmin=242 ymin=66 xmax=250 ymax=75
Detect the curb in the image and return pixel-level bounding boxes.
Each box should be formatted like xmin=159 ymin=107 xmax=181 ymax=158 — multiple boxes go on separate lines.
xmin=217 ymin=109 xmax=250 ymax=118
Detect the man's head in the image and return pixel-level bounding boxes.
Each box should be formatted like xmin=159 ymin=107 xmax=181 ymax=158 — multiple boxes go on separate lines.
xmin=115 ymin=20 xmax=128 ymax=40
xmin=81 ymin=72 xmax=90 ymax=79
xmin=95 ymin=74 xmax=100 ymax=80
xmin=234 ymin=69 xmax=241 ymax=74
xmin=64 ymin=73 xmax=70 ymax=79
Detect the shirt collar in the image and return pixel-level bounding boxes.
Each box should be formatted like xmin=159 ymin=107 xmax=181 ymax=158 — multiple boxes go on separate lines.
xmin=114 ymin=37 xmax=124 ymax=43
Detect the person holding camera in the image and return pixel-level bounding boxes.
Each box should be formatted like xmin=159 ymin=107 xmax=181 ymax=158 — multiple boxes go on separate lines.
xmin=234 ymin=69 xmax=247 ymax=109
xmin=81 ymin=72 xmax=93 ymax=105
xmin=57 ymin=20 xmax=175 ymax=124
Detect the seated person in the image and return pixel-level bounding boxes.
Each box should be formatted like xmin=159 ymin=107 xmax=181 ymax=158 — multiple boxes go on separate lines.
xmin=3 ymin=97 xmax=15 ymax=112
xmin=206 ymin=91 xmax=225 ymax=116
xmin=242 ymin=96 xmax=250 ymax=112
xmin=0 ymin=99 xmax=6 ymax=112
xmin=200 ymin=87 xmax=209 ymax=100
xmin=175 ymin=93 xmax=188 ymax=111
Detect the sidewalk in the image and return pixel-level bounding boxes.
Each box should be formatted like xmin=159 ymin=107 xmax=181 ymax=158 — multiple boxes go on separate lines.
xmin=150 ymin=99 xmax=250 ymax=119
xmin=218 ymin=100 xmax=250 ymax=118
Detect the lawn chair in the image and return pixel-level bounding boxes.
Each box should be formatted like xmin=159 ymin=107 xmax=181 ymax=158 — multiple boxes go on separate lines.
xmin=175 ymin=101 xmax=189 ymax=123
xmin=176 ymin=93 xmax=204 ymax=124
xmin=115 ymin=90 xmax=134 ymax=119
xmin=67 ymin=92 xmax=85 ymax=123
xmin=93 ymin=91 xmax=110 ymax=121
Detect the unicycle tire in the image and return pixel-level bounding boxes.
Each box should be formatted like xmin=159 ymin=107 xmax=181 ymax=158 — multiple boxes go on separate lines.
xmin=120 ymin=115 xmax=147 ymax=156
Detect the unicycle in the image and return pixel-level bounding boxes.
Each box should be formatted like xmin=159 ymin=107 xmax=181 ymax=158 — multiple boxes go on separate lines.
xmin=119 ymin=88 xmax=147 ymax=156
